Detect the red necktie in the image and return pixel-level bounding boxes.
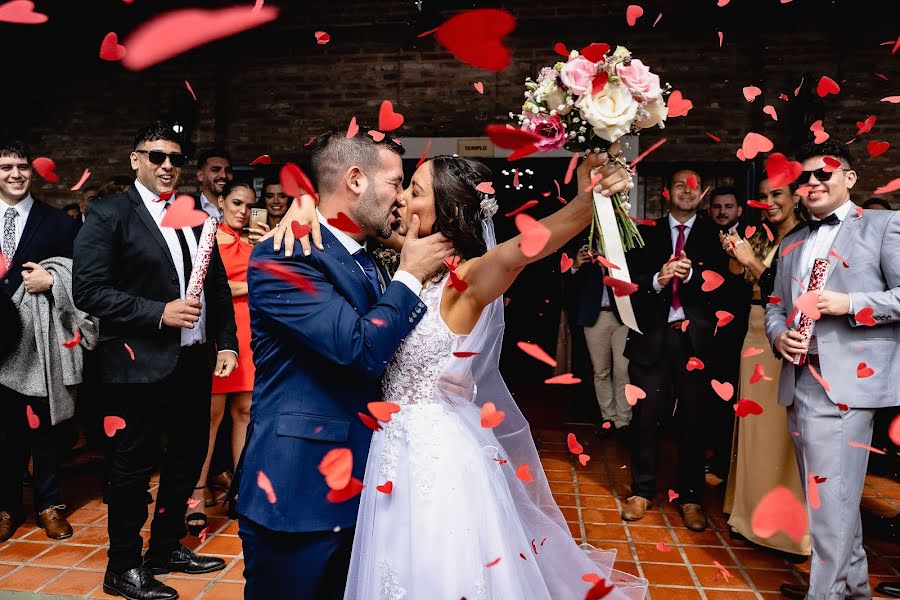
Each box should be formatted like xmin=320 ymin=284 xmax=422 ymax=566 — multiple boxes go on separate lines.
xmin=671 ymin=223 xmax=686 ymax=310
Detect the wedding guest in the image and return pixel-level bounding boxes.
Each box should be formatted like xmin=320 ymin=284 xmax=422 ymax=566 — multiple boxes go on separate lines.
xmin=862 ymin=197 xmax=892 ymax=211
xmin=186 ymin=180 xmax=256 ymax=535
xmin=78 ymin=185 xmax=99 ymax=220
xmin=74 ymin=121 xmax=238 ymax=600
xmin=63 ymin=203 xmax=81 ymax=220
xmin=721 ymin=173 xmax=810 ymax=560
xmin=0 ymin=140 xmax=80 ymax=543
xmin=621 ymin=169 xmax=728 ymax=532
xmin=707 ymin=186 xmax=743 ymax=233
xmin=195 ymin=148 xmax=234 ymax=219
xmin=96 ymin=176 xmax=132 ymax=200
xmin=262 ymin=176 xmax=291 ymax=230
xmin=765 ymin=140 xmax=900 ymax=600
xmin=571 ymin=243 xmax=631 ymax=435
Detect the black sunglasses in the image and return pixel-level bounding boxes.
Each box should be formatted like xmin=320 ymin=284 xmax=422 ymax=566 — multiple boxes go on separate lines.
xmin=135 ymin=149 xmax=187 ymax=168
xmin=797 ymin=167 xmax=846 ymax=185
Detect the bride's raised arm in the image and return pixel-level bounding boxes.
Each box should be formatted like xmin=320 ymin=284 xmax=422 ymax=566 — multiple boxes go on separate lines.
xmin=457 ymin=148 xmax=631 ymax=312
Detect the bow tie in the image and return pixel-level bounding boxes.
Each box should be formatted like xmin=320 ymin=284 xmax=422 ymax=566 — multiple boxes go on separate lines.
xmin=153 ymin=190 xmax=176 ymax=203
xmin=807 ymin=213 xmax=840 ymax=231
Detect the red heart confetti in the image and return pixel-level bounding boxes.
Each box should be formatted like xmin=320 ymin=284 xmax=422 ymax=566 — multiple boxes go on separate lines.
xmin=625 ymin=4 xmax=643 ymax=26
xmin=99 ymin=32 xmax=127 ymax=61
xmin=816 ymin=75 xmax=840 ymax=97
xmin=711 ymin=379 xmax=734 ymax=401
xmin=486 ymin=557 xmax=502 ymax=568
xmin=591 ymin=70 xmax=609 ymax=96
xmin=837 ymin=403 xmax=849 ymax=411
xmin=848 ymin=441 xmax=885 ymax=455
xmin=62 ymin=328 xmax=81 ymax=349
xmin=516 ymin=463 xmax=533 ymax=483
xmin=553 ymin=42 xmax=568 ymax=56
xmin=854 ymin=308 xmax=875 ymax=326
xmin=504 ymin=200 xmax=539 ymax=217
xmin=187 ymin=497 xmax=201 ymax=509
xmin=795 ymin=291 xmax=821 ymax=320
xmin=822 ymin=156 xmax=841 ymax=173
xmin=706 ymin=132 xmax=722 ymax=142
xmin=368 ymin=401 xmax=401 ymax=422
xmin=318 ymin=448 xmax=353 ymax=491
xmin=744 ymin=225 xmax=757 ymax=238
xmin=578 ymin=453 xmax=591 ymax=466
xmin=715 ymin=310 xmax=734 ymax=327
xmin=251 ymin=260 xmax=317 ymax=295
xmin=808 ymin=364 xmax=831 ymax=392
xmin=666 ymin=90 xmax=693 ymax=117
xmin=749 ymin=363 xmax=772 ymax=384
xmin=780 ymin=240 xmax=804 ymax=257
xmin=740 ymin=132 xmax=774 ymax=159
xmin=668 ymin=489 xmax=679 ymax=502
xmin=452 ymin=351 xmax=479 ymax=358
xmin=545 ymin=373 xmax=581 ymax=384
xmin=701 ymin=270 xmax=725 ymax=292
xmin=685 ymin=175 xmax=698 ymax=190
xmin=742 ymin=86 xmax=762 ymax=102
xmin=326 ymin=477 xmax=363 ymax=503
xmin=713 ymin=561 xmax=733 ymax=582
xmin=828 ymin=248 xmax=849 ymax=268
xmin=346 ymin=116 xmax=359 ymax=138
xmin=516 ymin=341 xmax=557 ymax=367
xmin=763 ymin=105 xmax=778 ymax=121
xmin=560 ymin=253 xmax=574 ymax=272
xmin=856 ymin=115 xmax=876 ymax=135
xmin=250 ymin=154 xmax=271 ymax=166
xmin=867 ymin=141 xmax=890 ymax=158
xmin=765 ymin=153 xmax=802 ymax=189
xmin=280 ymin=162 xmax=318 ymax=203
xmin=358 ymin=412 xmax=382 ymax=432
xmin=485 ymin=124 xmax=543 ymax=150
xmin=888 ymin=414 xmax=900 ymax=446
xmin=656 ymin=541 xmax=672 ymax=552
xmin=856 ymin=362 xmax=875 ymax=378
xmin=762 ymin=223 xmax=774 ymax=242
xmin=603 ymin=276 xmax=639 ymax=297
xmin=480 ymin=402 xmax=506 ymax=428
xmin=104 ymin=416 xmax=126 ymax=437
xmin=874 ymin=178 xmax=900 ymax=195
xmin=327 ymin=212 xmax=361 ymax=234
xmin=734 ymin=398 xmax=764 ymax=417
xmin=686 ymin=357 xmax=705 ymax=371
xmin=473 ymin=81 xmax=485 ymax=94
xmin=290 ymin=222 xmax=311 ymax=240
xmin=0 ymin=0 xmax=48 ymax=23
xmin=434 ymin=8 xmax=515 ymax=72
xmin=807 ymin=472 xmax=821 ymax=509
xmin=378 ymin=100 xmax=404 ymax=132
xmin=70 ymin=169 xmax=92 ymax=191
xmin=580 ymin=42 xmax=611 ymax=62
xmin=31 ymin=157 xmax=59 ymax=183
xmin=160 ymin=195 xmax=208 ymax=228
xmin=314 ymin=30 xmax=330 ymax=45
xmin=567 ymin=432 xmax=584 ymax=455
xmin=376 ymin=481 xmax=393 ymax=494
xmin=25 ymin=405 xmax=40 ymax=429
xmin=882 ymin=96 xmax=900 ymax=103
xmin=447 ymin=270 xmax=468 ymax=292
xmin=123 ymin=342 xmax=135 ymax=361
xmin=585 ymin=578 xmax=616 ymax=600
xmin=742 ymin=347 xmax=764 ymax=358
xmin=625 ymin=383 xmax=646 ymax=406
xmin=514 ymin=213 xmax=551 ymax=258
xmin=751 ymin=485 xmax=808 ymax=543
xmin=746 ymin=200 xmax=770 ymax=210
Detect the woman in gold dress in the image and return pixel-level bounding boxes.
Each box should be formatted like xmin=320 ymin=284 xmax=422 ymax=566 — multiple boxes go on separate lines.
xmin=721 ymin=174 xmax=811 ymax=558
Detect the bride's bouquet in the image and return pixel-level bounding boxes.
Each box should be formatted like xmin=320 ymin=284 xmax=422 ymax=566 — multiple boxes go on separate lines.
xmin=514 ymin=43 xmax=670 ymax=254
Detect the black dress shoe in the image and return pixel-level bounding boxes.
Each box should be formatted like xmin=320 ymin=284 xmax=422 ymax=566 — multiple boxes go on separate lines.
xmin=779 ymin=583 xmax=808 ymax=599
xmin=877 ymin=581 xmax=900 ymax=598
xmin=103 ymin=566 xmax=178 ymax=600
xmin=145 ymin=544 xmax=226 ymax=575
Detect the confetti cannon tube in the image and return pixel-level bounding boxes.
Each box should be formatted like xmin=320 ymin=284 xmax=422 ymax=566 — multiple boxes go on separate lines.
xmin=186 ymin=217 xmax=218 ymax=300
xmin=793 ymin=257 xmax=830 ymax=365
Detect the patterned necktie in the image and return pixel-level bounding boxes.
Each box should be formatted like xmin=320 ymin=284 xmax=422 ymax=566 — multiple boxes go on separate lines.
xmin=353 ymin=249 xmax=382 ymax=298
xmin=671 ymin=223 xmax=687 ymax=310
xmin=3 ymin=207 xmax=16 ymax=270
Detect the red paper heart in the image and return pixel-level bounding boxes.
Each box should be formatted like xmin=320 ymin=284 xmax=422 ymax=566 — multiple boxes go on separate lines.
xmin=807 ymin=472 xmax=821 ymax=509
xmin=123 ymin=342 xmax=135 ymax=361
xmin=378 ymin=100 xmax=404 ymax=132
xmin=545 ymin=373 xmax=581 ymax=384
xmin=434 ymin=8 xmax=515 ymax=72
xmin=711 ymin=379 xmax=734 ymax=401
xmin=250 ymin=154 xmax=271 ymax=166
xmin=326 ymin=477 xmax=363 ymax=503
xmin=656 ymin=541 xmax=673 ymax=552
xmin=742 ymin=346 xmax=764 ymax=358
xmin=867 ymin=141 xmax=890 ymax=158
xmin=69 ymin=168 xmax=92 ymax=192
xmin=368 ymin=401 xmax=401 ymax=422
xmin=448 ymin=270 xmax=468 ymax=292
xmin=567 ymin=432 xmax=584 ymax=455
xmin=480 ymin=402 xmax=505 ymax=428
xmin=591 ymin=71 xmax=609 ymax=96
xmin=31 ymin=157 xmax=58 ymax=183
xmin=765 ymin=153 xmax=802 ymax=189
xmin=856 ymin=115 xmax=876 ymax=135
xmin=62 ymin=328 xmax=81 ymax=349
xmin=668 ymin=489 xmax=679 ymax=502
xmin=625 ymin=4 xmax=643 ymax=26
xmin=0 ymin=0 xmax=48 ymax=24
xmin=751 ymin=485 xmax=808 ymax=543
xmin=744 ymin=225 xmax=757 ymax=238
xmin=585 ymin=578 xmax=616 ymax=600
xmin=314 ymin=30 xmax=330 ymax=45
xmin=822 ymin=156 xmax=841 ymax=173
xmin=595 ymin=255 xmax=620 ymax=271
xmin=122 ymin=5 xmax=278 ymax=71
xmin=485 ymin=124 xmax=543 ymax=150
xmin=742 ymin=86 xmax=762 ymax=102
xmin=666 ymin=90 xmax=693 ymax=118
xmin=516 ymin=463 xmax=533 ymax=482
xmin=104 ymin=416 xmax=127 ymax=437
xmin=888 ymin=414 xmax=900 ymax=446
xmin=857 ymin=362 xmax=875 ymax=378
xmin=514 ymin=213 xmax=551 ymax=258
xmin=318 ymin=448 xmax=353 ymax=491
xmin=816 ymin=75 xmax=840 ymax=97
xmin=603 ymin=275 xmax=639 ymax=296
xmin=625 ymin=383 xmax=646 ymax=406
xmin=560 ymin=253 xmax=574 ymax=272
xmin=473 ymin=81 xmax=484 ymax=94
xmin=25 ymin=405 xmax=40 ymax=429
xmin=99 ymin=32 xmax=127 ymax=61
xmin=685 ymin=175 xmax=698 ymax=190
xmin=715 ymin=310 xmax=734 ymax=327
xmin=734 ymin=398 xmax=764 ymax=417
xmin=553 ymin=42 xmax=569 ymax=56
xmin=795 ymin=291 xmax=821 ymax=320
xmin=160 ymin=195 xmax=209 ymax=229
xmin=327 ymin=211 xmax=361 ymax=234
xmin=686 ymin=357 xmax=705 ymax=371
xmin=578 ymin=453 xmax=591 ymax=466
xmin=746 ymin=200 xmax=771 ymax=210
xmin=256 ymin=470 xmax=277 ymax=503
xmin=516 ymin=341 xmax=557 ymax=367
xmin=579 ymin=42 xmax=611 ymax=62
xmin=763 ymin=105 xmax=778 ymax=121
xmin=452 ymin=351 xmax=479 ymax=358
xmin=346 ymin=116 xmax=359 ymax=138
xmin=357 ymin=412 xmax=382 ymax=432
xmin=855 ymin=307 xmax=876 ymax=326
xmin=475 ymin=181 xmax=495 ymax=195
xmin=749 ymin=362 xmax=772 ymax=384
xmin=376 ymin=481 xmax=393 ymax=494
xmin=290 ymin=222 xmax=311 ymax=240
xmin=701 ymin=270 xmax=725 ymax=292
xmin=279 ymin=164 xmax=317 ymax=205
xmin=251 ymin=260 xmax=318 ymax=295
xmin=741 ymin=132 xmax=774 ymax=159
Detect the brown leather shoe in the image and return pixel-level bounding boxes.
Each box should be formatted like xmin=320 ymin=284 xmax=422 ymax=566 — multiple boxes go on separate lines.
xmin=680 ymin=503 xmax=708 ymax=532
xmin=37 ymin=506 xmax=73 ymax=540
xmin=0 ymin=511 xmax=21 ymax=543
xmin=621 ymin=496 xmax=651 ymax=521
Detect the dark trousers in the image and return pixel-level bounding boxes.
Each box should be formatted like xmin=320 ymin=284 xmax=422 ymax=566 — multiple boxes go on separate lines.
xmin=629 ymin=326 xmax=709 ymax=503
xmin=0 ymin=385 xmax=62 ymax=517
xmin=239 ymin=516 xmax=354 ymax=600
xmin=707 ymin=350 xmax=740 ymax=478
xmin=104 ymin=345 xmax=211 ymax=574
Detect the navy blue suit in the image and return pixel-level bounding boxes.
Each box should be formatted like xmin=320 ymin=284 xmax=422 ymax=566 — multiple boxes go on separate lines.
xmin=236 ymin=228 xmax=425 ymax=599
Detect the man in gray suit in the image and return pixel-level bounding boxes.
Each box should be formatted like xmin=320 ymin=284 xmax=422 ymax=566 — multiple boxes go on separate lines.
xmin=765 ymin=140 xmax=900 ymax=600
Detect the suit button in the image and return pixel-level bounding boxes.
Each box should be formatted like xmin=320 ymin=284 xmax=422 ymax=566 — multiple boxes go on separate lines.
xmin=171 ymin=277 xmax=178 ymax=285
xmin=408 ymin=317 xmax=414 ymax=323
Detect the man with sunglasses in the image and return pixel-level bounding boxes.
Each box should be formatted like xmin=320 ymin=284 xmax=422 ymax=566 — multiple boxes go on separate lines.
xmin=74 ymin=121 xmax=238 ymax=600
xmin=765 ymin=140 xmax=900 ymax=600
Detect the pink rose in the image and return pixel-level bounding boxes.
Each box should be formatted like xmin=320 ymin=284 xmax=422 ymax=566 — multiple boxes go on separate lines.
xmin=560 ymin=56 xmax=597 ymax=96
xmin=527 ymin=114 xmax=567 ymax=151
xmin=616 ymin=59 xmax=662 ymax=102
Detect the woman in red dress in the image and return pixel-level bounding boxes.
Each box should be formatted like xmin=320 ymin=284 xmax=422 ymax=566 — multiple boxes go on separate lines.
xmin=187 ymin=181 xmax=256 ymax=534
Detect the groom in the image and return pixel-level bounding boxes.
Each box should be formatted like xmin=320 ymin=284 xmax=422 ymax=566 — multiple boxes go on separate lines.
xmin=765 ymin=140 xmax=900 ymax=600
xmin=236 ymin=129 xmax=453 ymax=599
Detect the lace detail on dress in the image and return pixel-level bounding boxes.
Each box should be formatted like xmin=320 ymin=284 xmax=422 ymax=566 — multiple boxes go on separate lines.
xmin=380 ymin=560 xmax=407 ymax=600
xmin=474 ymin=571 xmax=487 ymax=600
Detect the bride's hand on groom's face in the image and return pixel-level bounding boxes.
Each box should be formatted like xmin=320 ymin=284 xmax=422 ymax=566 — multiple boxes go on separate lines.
xmin=398 ymin=214 xmax=455 ymax=283
xmin=271 ymin=195 xmax=323 ymax=257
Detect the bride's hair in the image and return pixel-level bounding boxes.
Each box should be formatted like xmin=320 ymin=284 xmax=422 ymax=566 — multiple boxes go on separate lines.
xmin=428 ymin=155 xmax=492 ymax=259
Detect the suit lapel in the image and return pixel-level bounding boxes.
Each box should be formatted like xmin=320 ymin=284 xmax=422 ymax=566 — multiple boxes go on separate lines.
xmin=129 ymin=188 xmax=177 ymax=273
xmin=823 ymin=204 xmax=862 ymax=289
xmin=783 ymin=226 xmax=810 ymax=309
xmin=320 ymin=228 xmax=379 ymax=304
xmin=13 ymin=199 xmax=46 ymax=262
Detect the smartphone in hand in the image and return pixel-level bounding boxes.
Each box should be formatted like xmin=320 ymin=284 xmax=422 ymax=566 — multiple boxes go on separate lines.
xmin=248 ymin=208 xmax=268 ymax=244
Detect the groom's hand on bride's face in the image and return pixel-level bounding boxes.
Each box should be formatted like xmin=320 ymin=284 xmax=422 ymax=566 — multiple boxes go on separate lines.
xmin=398 ymin=214 xmax=454 ymax=283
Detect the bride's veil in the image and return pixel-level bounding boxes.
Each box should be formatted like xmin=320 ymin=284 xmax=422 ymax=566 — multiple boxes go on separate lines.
xmin=432 ymin=215 xmax=647 ymax=599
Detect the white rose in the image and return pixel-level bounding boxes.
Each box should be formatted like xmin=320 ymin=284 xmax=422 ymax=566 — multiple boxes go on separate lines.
xmin=635 ymin=98 xmax=668 ymax=130
xmin=577 ymin=82 xmax=639 ymax=142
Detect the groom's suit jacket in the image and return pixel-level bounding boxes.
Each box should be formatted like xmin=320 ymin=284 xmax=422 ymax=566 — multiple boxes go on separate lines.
xmin=237 ymin=228 xmax=426 ymax=533
xmin=765 ymin=205 xmax=900 ymax=409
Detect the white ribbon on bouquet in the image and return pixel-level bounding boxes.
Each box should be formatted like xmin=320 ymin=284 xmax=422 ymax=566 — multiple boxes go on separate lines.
xmin=591 ymin=172 xmax=641 ymax=333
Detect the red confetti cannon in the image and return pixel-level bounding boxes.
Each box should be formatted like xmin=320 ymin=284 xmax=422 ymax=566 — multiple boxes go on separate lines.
xmin=186 ymin=218 xmax=218 ymax=300
xmin=793 ymin=258 xmax=830 ymax=365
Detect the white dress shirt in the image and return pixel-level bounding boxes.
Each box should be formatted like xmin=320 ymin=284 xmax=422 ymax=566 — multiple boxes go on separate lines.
xmin=199 ymin=193 xmax=222 ymax=219
xmin=318 ymin=210 xmax=422 ymax=296
xmin=652 ymin=213 xmax=697 ymax=322
xmin=1 ymin=193 xmax=35 ymax=257
xmin=135 ymin=179 xmax=207 ymax=347
xmin=794 ymin=199 xmax=855 ymax=354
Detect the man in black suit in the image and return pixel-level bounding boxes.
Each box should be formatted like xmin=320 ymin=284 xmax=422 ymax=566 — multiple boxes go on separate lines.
xmin=0 ymin=140 xmax=80 ymax=544
xmin=74 ymin=122 xmax=238 ymax=600
xmin=620 ymin=169 xmax=728 ymax=532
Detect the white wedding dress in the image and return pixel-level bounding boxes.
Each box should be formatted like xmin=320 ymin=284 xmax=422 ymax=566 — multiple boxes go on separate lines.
xmin=344 ymin=272 xmax=647 ymax=600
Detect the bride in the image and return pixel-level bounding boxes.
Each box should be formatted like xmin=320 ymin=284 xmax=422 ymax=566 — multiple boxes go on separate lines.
xmin=278 ymin=149 xmax=646 ymax=599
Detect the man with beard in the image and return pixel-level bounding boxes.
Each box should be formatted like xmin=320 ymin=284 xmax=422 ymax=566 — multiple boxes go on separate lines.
xmin=620 ymin=169 xmax=729 ymax=532
xmin=195 ymin=149 xmax=234 ymax=219
xmin=708 ymin=186 xmax=743 ymax=234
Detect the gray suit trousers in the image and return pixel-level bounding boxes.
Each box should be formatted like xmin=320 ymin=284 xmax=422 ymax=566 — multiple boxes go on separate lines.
xmin=788 ymin=365 xmax=875 ymax=600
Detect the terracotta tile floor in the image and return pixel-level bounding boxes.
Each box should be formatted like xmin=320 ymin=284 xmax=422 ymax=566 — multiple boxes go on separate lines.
xmin=1 ymin=427 xmax=898 ymax=599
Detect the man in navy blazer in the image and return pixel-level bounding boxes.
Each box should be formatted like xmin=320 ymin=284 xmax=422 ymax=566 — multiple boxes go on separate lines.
xmin=236 ymin=130 xmax=453 ymax=599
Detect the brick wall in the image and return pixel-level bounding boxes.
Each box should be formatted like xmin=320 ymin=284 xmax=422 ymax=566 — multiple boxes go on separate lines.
xmin=2 ymin=0 xmax=897 ymax=209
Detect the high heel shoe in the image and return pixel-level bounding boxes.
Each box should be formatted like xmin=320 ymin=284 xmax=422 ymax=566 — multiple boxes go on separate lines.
xmin=185 ymin=486 xmax=208 ymax=537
